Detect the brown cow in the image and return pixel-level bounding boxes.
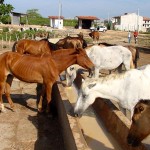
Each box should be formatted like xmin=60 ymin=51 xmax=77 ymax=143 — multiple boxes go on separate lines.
xmin=12 ymin=38 xmax=57 ymax=55
xmin=127 ymin=99 xmax=150 ymax=147
xmin=0 ymin=48 xmax=94 ymax=113
xmin=89 ymin=31 xmax=100 ymax=44
xmin=56 ymin=36 xmax=87 ymax=49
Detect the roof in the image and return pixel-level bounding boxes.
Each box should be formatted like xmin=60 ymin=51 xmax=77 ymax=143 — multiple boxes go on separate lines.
xmin=48 ymin=16 xmax=64 ymax=19
xmin=11 ymin=12 xmax=27 ymax=16
xmin=113 ymin=14 xmax=150 ymax=21
xmin=113 ymin=16 xmax=121 ymax=18
xmin=113 ymin=13 xmax=137 ymax=18
xmin=143 ymin=17 xmax=150 ymax=21
xmin=76 ymin=16 xmax=99 ymax=20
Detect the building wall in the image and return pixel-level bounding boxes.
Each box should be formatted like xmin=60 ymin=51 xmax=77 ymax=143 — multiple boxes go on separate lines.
xmin=114 ymin=13 xmax=145 ymax=32
xmin=143 ymin=20 xmax=150 ymax=29
xmin=11 ymin=15 xmax=20 ymax=25
xmin=50 ymin=19 xmax=63 ymax=29
xmin=78 ymin=19 xmax=82 ymax=29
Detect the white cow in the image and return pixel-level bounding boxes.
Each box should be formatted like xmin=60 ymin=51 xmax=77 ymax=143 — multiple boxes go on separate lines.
xmin=66 ymin=45 xmax=134 ymax=86
xmin=74 ymin=64 xmax=150 ymax=119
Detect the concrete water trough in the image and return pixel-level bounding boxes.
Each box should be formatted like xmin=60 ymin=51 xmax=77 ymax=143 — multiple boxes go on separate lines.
xmin=54 ymin=72 xmax=150 ymax=150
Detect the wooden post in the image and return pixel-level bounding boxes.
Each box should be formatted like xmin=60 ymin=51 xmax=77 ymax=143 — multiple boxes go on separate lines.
xmin=6 ymin=32 xmax=8 ymax=42
xmin=15 ymin=34 xmax=19 ymax=41
xmin=9 ymin=35 xmax=11 ymax=48
xmin=2 ymin=36 xmax=3 ymax=50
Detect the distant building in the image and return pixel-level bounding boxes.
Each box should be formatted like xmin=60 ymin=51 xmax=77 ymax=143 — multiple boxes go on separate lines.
xmin=143 ymin=17 xmax=150 ymax=30
xmin=11 ymin=12 xmax=27 ymax=25
xmin=48 ymin=16 xmax=64 ymax=29
xmin=76 ymin=16 xmax=99 ymax=29
xmin=112 ymin=12 xmax=150 ymax=32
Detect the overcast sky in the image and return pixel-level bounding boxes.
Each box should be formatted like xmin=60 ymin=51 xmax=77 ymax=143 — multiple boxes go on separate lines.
xmin=4 ymin=0 xmax=150 ymax=19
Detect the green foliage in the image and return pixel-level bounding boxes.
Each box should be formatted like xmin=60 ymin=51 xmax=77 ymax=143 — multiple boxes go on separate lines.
xmin=0 ymin=0 xmax=4 ymax=4
xmin=0 ymin=3 xmax=14 ymax=23
xmin=20 ymin=9 xmax=49 ymax=26
xmin=0 ymin=29 xmax=54 ymax=41
xmin=146 ymin=28 xmax=150 ymax=33
xmin=63 ymin=19 xmax=77 ymax=27
xmin=21 ymin=16 xmax=77 ymax=27
xmin=2 ymin=27 xmax=9 ymax=32
xmin=28 ymin=17 xmax=49 ymax=26
xmin=106 ymin=22 xmax=111 ymax=30
xmin=26 ymin=9 xmax=42 ymax=18
xmin=21 ymin=16 xmax=49 ymax=26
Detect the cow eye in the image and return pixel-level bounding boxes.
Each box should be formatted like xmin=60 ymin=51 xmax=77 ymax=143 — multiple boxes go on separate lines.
xmin=70 ymin=67 xmax=74 ymax=71
xmin=82 ymin=94 xmax=87 ymax=98
xmin=139 ymin=106 xmax=144 ymax=112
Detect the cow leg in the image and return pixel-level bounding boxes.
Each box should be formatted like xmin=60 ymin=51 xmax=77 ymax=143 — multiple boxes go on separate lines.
xmin=134 ymin=60 xmax=137 ymax=68
xmin=45 ymin=82 xmax=53 ymax=114
xmin=130 ymin=59 xmax=135 ymax=69
xmin=5 ymin=75 xmax=14 ymax=109
xmin=0 ymin=81 xmax=5 ymax=112
xmin=94 ymin=68 xmax=100 ymax=78
xmin=38 ymin=85 xmax=45 ymax=112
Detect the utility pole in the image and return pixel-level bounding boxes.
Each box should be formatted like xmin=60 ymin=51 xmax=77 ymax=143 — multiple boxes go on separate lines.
xmin=108 ymin=12 xmax=110 ymax=24
xmin=58 ymin=0 xmax=61 ymax=29
xmin=137 ymin=8 xmax=139 ymax=32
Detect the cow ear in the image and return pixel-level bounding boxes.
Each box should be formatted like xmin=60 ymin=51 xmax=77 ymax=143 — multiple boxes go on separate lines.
xmin=88 ymin=83 xmax=96 ymax=89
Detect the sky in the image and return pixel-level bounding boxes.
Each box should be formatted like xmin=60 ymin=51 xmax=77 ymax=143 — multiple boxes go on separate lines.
xmin=4 ymin=0 xmax=150 ymax=20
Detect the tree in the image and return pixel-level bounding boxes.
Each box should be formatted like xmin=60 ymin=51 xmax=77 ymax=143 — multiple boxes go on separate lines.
xmin=26 ymin=9 xmax=42 ymax=18
xmin=0 ymin=0 xmax=4 ymax=4
xmin=20 ymin=9 xmax=49 ymax=25
xmin=0 ymin=1 xmax=14 ymax=23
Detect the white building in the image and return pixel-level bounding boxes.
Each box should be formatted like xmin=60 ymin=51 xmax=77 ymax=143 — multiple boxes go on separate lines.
xmin=112 ymin=13 xmax=148 ymax=32
xmin=143 ymin=17 xmax=150 ymax=30
xmin=48 ymin=16 xmax=64 ymax=29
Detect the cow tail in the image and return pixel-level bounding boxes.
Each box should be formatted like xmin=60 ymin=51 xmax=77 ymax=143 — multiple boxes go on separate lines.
xmin=135 ymin=47 xmax=140 ymax=60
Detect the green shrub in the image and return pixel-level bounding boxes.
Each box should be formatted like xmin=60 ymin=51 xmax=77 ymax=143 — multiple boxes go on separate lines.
xmin=0 ymin=29 xmax=55 ymax=41
xmin=21 ymin=17 xmax=49 ymax=26
xmin=2 ymin=27 xmax=9 ymax=32
xmin=63 ymin=19 xmax=77 ymax=27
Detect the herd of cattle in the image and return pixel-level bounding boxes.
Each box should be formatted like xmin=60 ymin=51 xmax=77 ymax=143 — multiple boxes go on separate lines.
xmin=0 ymin=30 xmax=150 ymax=148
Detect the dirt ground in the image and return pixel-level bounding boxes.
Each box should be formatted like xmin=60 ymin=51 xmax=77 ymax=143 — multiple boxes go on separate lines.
xmin=0 ymin=30 xmax=150 ymax=150
xmin=0 ymin=82 xmax=65 ymax=150
xmin=99 ymin=30 xmax=150 ymax=48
